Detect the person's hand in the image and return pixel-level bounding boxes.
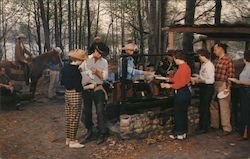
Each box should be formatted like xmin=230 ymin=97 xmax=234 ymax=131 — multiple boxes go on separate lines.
xmin=160 ymin=83 xmax=171 ymax=88
xmin=223 ymin=88 xmax=230 ymax=94
xmin=5 ymin=85 xmax=14 ymax=92
xmin=191 ymin=77 xmax=198 ymax=85
xmin=228 ymin=78 xmax=240 ymax=84
xmin=165 ymin=77 xmax=170 ymax=82
xmin=143 ymin=71 xmax=152 ymax=77
xmin=91 ymin=67 xmax=98 ymax=75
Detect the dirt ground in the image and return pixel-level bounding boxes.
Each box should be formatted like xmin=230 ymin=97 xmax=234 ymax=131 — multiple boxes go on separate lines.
xmin=0 ymin=94 xmax=249 ymax=159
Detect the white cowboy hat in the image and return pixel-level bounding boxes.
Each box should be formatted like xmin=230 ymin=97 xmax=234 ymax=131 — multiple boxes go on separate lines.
xmin=54 ymin=47 xmax=62 ymax=54
xmin=68 ymin=49 xmax=88 ymax=61
xmin=122 ymin=43 xmax=136 ymax=51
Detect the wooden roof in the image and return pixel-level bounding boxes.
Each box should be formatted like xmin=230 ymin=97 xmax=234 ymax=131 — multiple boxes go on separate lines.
xmin=162 ymin=24 xmax=250 ymax=41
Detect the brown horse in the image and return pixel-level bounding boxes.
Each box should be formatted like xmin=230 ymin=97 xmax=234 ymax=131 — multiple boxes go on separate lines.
xmin=29 ymin=48 xmax=63 ymax=97
xmin=0 ymin=47 xmax=63 ymax=98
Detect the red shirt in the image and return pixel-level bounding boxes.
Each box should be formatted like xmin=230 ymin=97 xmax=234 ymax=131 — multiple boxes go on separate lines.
xmin=170 ymin=62 xmax=191 ymax=89
xmin=214 ymin=54 xmax=235 ymax=87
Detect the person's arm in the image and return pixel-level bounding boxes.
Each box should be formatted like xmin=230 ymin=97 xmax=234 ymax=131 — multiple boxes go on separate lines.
xmin=24 ymin=46 xmax=32 ymax=57
xmin=91 ymin=61 xmax=108 ymax=80
xmin=229 ymin=78 xmax=250 ymax=86
xmin=126 ymin=58 xmax=144 ymax=77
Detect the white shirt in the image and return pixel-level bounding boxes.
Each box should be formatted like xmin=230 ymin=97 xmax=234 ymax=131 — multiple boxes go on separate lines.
xmin=79 ymin=57 xmax=108 ymax=85
xmin=239 ymin=63 xmax=250 ymax=82
xmin=199 ymin=60 xmax=215 ymax=84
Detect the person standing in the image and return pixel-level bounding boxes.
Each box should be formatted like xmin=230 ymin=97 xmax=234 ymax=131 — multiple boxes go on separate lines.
xmin=210 ymin=43 xmax=235 ymax=135
xmin=48 ymin=62 xmax=61 ymax=99
xmin=80 ymin=44 xmax=109 ymax=145
xmin=229 ymin=50 xmax=250 ymax=140
xmin=161 ymin=50 xmax=192 ymax=140
xmin=191 ymin=49 xmax=215 ymax=134
xmin=61 ymin=49 xmax=88 ymax=148
xmin=15 ymin=33 xmax=32 ymax=85
xmin=120 ymin=44 xmax=151 ymax=96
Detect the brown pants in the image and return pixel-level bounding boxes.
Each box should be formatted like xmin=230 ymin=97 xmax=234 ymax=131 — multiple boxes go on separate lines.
xmin=210 ymin=81 xmax=232 ymax=132
xmin=65 ymin=90 xmax=82 ymax=140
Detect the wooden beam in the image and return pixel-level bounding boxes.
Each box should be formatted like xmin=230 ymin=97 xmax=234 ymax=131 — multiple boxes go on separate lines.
xmin=168 ymin=32 xmax=174 ymax=50
xmin=162 ymin=26 xmax=250 ymax=34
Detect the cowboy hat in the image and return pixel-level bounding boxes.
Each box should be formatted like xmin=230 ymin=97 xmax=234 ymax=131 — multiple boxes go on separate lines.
xmin=17 ymin=33 xmax=26 ymax=39
xmin=95 ymin=43 xmax=109 ymax=57
xmin=68 ymin=49 xmax=88 ymax=61
xmin=53 ymin=47 xmax=62 ymax=54
xmin=122 ymin=43 xmax=136 ymax=51
xmin=94 ymin=36 xmax=101 ymax=41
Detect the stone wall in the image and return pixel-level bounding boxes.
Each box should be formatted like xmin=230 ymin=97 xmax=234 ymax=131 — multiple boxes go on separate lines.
xmin=118 ymin=99 xmax=199 ymax=139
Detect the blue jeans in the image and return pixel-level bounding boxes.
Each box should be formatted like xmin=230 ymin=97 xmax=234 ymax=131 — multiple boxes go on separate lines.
xmin=81 ymin=89 xmax=107 ymax=134
xmin=173 ymin=86 xmax=192 ymax=134
xmin=239 ymin=86 xmax=250 ymax=137
xmin=199 ymin=84 xmax=214 ymax=131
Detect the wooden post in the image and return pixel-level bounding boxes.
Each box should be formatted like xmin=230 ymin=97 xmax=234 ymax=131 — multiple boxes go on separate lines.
xmin=246 ymin=41 xmax=250 ymax=51
xmin=168 ymin=32 xmax=174 ymax=50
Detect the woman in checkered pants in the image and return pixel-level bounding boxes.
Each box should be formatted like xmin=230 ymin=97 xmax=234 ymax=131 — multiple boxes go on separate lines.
xmin=61 ymin=49 xmax=88 ymax=148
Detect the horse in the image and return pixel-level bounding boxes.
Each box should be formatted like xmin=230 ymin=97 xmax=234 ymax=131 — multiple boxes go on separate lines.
xmin=29 ymin=48 xmax=63 ymax=97
xmin=0 ymin=47 xmax=63 ymax=98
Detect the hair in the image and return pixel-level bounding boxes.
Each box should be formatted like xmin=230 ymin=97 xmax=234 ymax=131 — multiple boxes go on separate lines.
xmin=215 ymin=42 xmax=228 ymax=53
xmin=173 ymin=50 xmax=186 ymax=61
xmin=196 ymin=49 xmax=211 ymax=59
xmin=244 ymin=50 xmax=250 ymax=62
xmin=166 ymin=50 xmax=175 ymax=56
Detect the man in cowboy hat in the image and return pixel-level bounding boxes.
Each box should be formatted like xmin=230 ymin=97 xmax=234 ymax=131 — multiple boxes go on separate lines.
xmin=15 ymin=33 xmax=32 ymax=85
xmin=79 ymin=43 xmax=109 ymax=145
xmin=88 ymin=36 xmax=109 ymax=56
xmin=120 ymin=43 xmax=151 ymax=80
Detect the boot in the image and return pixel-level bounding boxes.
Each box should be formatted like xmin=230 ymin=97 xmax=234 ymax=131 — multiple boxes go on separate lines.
xmin=96 ymin=134 xmax=105 ymax=145
xmin=84 ymin=129 xmax=93 ymax=142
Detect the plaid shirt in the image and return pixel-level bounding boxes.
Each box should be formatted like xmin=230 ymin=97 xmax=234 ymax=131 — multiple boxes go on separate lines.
xmin=214 ymin=54 xmax=235 ymax=88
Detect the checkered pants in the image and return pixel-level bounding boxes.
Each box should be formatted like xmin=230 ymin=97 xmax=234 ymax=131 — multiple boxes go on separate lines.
xmin=64 ymin=90 xmax=82 ymax=140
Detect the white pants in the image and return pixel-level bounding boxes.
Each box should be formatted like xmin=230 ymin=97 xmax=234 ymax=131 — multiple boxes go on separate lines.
xmin=48 ymin=70 xmax=59 ymax=98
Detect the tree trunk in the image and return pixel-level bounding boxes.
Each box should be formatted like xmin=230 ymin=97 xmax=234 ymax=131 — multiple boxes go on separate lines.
xmin=121 ymin=1 xmax=125 ymax=46
xmin=161 ymin=0 xmax=167 ymax=54
xmin=148 ymin=0 xmax=158 ymax=65
xmin=74 ymin=0 xmax=78 ymax=48
xmin=215 ymin=0 xmax=222 ymax=25
xmin=38 ymin=0 xmax=51 ymax=51
xmin=182 ymin=0 xmax=196 ymax=52
xmin=54 ymin=0 xmax=60 ymax=47
xmin=182 ymin=0 xmax=196 ymax=73
xmin=72 ymin=0 xmax=75 ymax=49
xmin=34 ymin=1 xmax=42 ymax=55
xmin=68 ymin=0 xmax=72 ymax=50
xmin=79 ymin=0 xmax=84 ymax=49
xmin=137 ymin=0 xmax=144 ymax=55
xmin=95 ymin=0 xmax=100 ymax=37
xmin=86 ymin=0 xmax=91 ymax=51
xmin=59 ymin=0 xmax=63 ymax=50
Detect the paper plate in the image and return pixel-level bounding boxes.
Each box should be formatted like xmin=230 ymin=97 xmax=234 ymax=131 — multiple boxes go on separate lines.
xmin=155 ymin=76 xmax=167 ymax=80
xmin=217 ymin=91 xmax=229 ymax=99
xmin=192 ymin=73 xmax=200 ymax=78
